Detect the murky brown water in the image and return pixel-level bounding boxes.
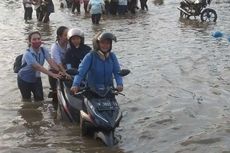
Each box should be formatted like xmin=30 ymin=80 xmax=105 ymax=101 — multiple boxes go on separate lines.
xmin=0 ymin=0 xmax=230 ymax=152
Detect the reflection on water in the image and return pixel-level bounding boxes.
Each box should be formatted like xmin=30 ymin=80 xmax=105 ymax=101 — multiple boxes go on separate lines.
xmin=179 ymin=17 xmax=209 ymax=29
xmin=17 ymin=102 xmax=50 ymax=141
xmin=18 ymin=102 xmax=43 ymax=124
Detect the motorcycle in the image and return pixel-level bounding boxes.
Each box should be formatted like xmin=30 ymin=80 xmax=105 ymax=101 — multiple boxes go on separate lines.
xmin=177 ymin=0 xmax=217 ymax=22
xmin=55 ymin=68 xmax=82 ymax=122
xmin=55 ymin=69 xmax=130 ymax=146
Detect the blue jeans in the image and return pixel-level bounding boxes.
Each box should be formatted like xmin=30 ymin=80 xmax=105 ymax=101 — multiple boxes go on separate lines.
xmin=17 ymin=76 xmax=44 ymax=101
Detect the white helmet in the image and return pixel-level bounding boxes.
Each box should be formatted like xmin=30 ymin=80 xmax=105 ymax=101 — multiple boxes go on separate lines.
xmin=67 ymin=28 xmax=84 ymax=40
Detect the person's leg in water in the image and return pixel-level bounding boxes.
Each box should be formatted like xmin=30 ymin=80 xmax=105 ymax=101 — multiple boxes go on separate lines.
xmin=104 ymin=1 xmax=110 ymax=14
xmin=71 ymin=1 xmax=77 ymax=13
xmin=140 ymin=0 xmax=144 ymax=10
xmin=48 ymin=75 xmax=58 ymax=102
xmin=83 ymin=0 xmax=89 ymax=14
xmin=42 ymin=12 xmax=50 ymax=23
xmin=110 ymin=1 xmax=118 ymax=15
xmin=32 ymin=78 xmax=44 ymax=101
xmin=48 ymin=69 xmax=59 ymax=109
xmin=37 ymin=5 xmax=45 ymax=21
xmin=145 ymin=0 xmax=148 ymax=11
xmin=91 ymin=14 xmax=96 ymax=24
xmin=17 ymin=77 xmax=32 ymax=101
xmin=94 ymin=14 xmax=101 ymax=24
xmin=76 ymin=1 xmax=81 ymax=14
xmin=28 ymin=7 xmax=33 ymax=19
xmin=66 ymin=0 xmax=72 ymax=8
xmin=24 ymin=7 xmax=30 ymax=21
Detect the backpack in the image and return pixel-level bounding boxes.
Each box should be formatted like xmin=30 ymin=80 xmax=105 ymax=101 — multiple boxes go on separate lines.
xmin=13 ymin=54 xmax=26 ymax=73
xmin=13 ymin=48 xmax=45 ymax=73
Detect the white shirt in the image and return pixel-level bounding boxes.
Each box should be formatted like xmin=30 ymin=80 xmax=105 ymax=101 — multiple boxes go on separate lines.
xmin=87 ymin=0 xmax=105 ymax=14
xmin=51 ymin=42 xmax=67 ymax=65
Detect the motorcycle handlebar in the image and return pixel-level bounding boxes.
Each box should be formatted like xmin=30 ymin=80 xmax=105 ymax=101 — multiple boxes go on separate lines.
xmin=71 ymin=87 xmax=125 ymax=97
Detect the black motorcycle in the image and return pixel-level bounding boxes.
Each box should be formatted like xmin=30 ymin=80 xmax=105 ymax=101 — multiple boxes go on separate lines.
xmin=55 ymin=69 xmax=130 ymax=146
xmin=177 ymin=0 xmax=217 ymax=22
xmin=55 ymin=68 xmax=82 ymax=122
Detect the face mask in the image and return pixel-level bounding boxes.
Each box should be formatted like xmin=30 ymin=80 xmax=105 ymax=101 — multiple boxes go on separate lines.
xmin=31 ymin=41 xmax=42 ymax=49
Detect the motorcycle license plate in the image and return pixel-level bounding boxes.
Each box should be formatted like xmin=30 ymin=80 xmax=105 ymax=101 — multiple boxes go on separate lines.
xmin=97 ymin=101 xmax=113 ymax=111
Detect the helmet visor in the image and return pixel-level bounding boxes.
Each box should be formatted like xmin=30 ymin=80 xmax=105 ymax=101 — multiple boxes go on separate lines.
xmin=97 ymin=32 xmax=117 ymax=42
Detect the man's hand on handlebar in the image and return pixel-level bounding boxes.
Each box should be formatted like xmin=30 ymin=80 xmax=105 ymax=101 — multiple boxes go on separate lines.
xmin=116 ymin=85 xmax=123 ymax=92
xmin=70 ymin=86 xmax=80 ymax=95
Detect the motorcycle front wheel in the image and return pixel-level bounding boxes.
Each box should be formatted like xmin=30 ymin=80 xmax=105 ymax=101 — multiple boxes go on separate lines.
xmin=200 ymin=8 xmax=217 ymax=22
xmin=95 ymin=131 xmax=115 ymax=146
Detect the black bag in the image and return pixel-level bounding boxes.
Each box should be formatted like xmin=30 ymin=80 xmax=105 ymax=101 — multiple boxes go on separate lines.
xmin=13 ymin=48 xmax=45 ymax=73
xmin=13 ymin=54 xmax=27 ymax=73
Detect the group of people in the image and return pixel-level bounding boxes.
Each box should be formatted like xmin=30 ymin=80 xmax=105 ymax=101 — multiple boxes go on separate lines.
xmin=16 ymin=27 xmax=124 ymax=101
xmin=23 ymin=0 xmax=148 ymax=24
xmin=23 ymin=0 xmax=54 ymax=23
xmin=61 ymin=0 xmax=148 ymax=24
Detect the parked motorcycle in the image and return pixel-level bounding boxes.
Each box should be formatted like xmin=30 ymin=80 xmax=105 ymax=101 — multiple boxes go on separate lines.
xmin=177 ymin=0 xmax=217 ymax=22
xmin=55 ymin=69 xmax=130 ymax=146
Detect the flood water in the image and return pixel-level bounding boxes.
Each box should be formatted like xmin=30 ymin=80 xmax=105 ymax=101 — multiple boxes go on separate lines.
xmin=0 ymin=0 xmax=230 ymax=152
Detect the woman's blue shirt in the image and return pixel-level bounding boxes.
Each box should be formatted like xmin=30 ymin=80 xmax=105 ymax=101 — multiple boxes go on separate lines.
xmin=72 ymin=51 xmax=123 ymax=90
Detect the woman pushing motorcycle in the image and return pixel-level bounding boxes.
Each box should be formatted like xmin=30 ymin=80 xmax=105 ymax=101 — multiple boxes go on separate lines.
xmin=17 ymin=31 xmax=62 ymax=101
xmin=70 ymin=32 xmax=123 ymax=95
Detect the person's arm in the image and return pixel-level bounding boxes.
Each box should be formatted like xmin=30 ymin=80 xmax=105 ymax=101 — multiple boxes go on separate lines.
xmin=47 ymin=57 xmax=67 ymax=78
xmin=24 ymin=51 xmax=60 ymax=79
xmin=32 ymin=63 xmax=60 ymax=79
xmin=58 ymin=63 xmax=67 ymax=73
xmin=43 ymin=47 xmax=60 ymax=72
xmin=71 ymin=53 xmax=93 ymax=94
xmin=111 ymin=53 xmax=123 ymax=91
xmin=47 ymin=58 xmax=60 ymax=72
xmin=57 ymin=63 xmax=71 ymax=79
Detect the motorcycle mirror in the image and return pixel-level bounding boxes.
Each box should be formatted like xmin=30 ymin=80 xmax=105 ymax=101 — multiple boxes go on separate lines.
xmin=118 ymin=69 xmax=130 ymax=76
xmin=66 ymin=68 xmax=78 ymax=76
